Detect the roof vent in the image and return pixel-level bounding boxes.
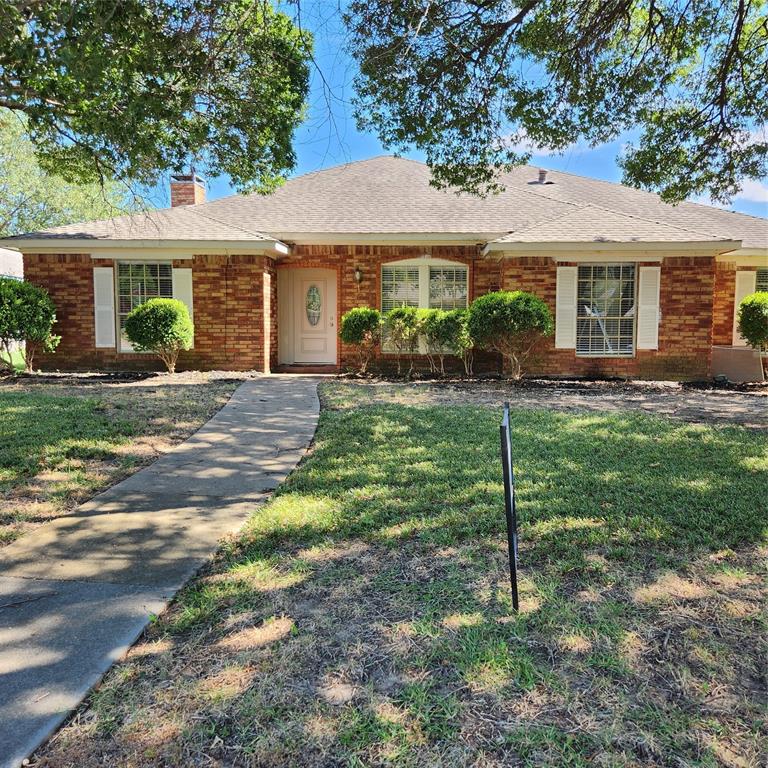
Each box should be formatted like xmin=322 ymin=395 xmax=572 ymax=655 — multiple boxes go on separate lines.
xmin=538 ymin=169 xmax=547 ymax=184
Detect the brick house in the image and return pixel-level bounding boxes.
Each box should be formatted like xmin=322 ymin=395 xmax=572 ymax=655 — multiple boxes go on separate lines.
xmin=2 ymin=157 xmax=767 ymax=380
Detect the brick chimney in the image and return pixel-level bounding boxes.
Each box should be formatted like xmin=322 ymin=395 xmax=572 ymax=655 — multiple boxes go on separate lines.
xmin=170 ymin=173 xmax=206 ymax=207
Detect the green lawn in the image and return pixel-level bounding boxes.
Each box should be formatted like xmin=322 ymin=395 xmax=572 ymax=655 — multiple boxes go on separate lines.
xmin=35 ymin=384 xmax=767 ymax=767
xmin=0 ymin=376 xmax=241 ymax=545
xmin=0 ymin=348 xmax=25 ymax=372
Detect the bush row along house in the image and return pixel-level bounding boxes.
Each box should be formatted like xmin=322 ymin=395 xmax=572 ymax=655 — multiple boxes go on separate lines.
xmin=2 ymin=157 xmax=767 ymax=380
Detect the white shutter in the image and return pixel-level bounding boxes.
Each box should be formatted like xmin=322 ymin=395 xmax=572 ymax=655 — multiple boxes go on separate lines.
xmin=555 ymin=266 xmax=577 ymax=349
xmin=733 ymin=271 xmax=757 ymax=346
xmin=636 ymin=266 xmax=661 ymax=350
xmin=93 ymin=267 xmax=115 ymax=348
xmin=172 ymin=267 xmax=194 ymax=346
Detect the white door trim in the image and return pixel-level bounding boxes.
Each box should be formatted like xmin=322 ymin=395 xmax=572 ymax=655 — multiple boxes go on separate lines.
xmin=277 ymin=268 xmax=337 ymax=365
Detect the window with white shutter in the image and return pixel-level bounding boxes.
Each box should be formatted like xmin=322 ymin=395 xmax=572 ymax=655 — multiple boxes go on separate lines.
xmin=575 ymin=264 xmax=637 ymax=356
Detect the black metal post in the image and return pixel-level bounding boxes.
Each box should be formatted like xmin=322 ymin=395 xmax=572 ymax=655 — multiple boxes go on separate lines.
xmin=500 ymin=402 xmax=520 ymax=611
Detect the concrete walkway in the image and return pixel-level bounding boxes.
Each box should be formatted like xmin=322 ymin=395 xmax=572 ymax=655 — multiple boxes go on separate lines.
xmin=0 ymin=376 xmax=319 ymax=768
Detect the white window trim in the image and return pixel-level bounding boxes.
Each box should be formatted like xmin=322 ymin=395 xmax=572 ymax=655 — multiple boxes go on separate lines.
xmin=575 ymin=262 xmax=638 ymax=358
xmin=380 ymin=257 xmax=469 ymax=312
xmin=116 ymin=260 xmax=174 ymax=353
xmin=380 ymin=257 xmax=469 ymax=353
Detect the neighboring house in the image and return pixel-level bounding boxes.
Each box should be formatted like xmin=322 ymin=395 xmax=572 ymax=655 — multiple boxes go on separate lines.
xmin=1 ymin=157 xmax=766 ymax=380
xmin=0 ymin=247 xmax=23 ymax=280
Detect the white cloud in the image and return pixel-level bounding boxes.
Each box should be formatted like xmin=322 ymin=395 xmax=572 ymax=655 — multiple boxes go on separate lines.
xmin=735 ymin=179 xmax=768 ymax=204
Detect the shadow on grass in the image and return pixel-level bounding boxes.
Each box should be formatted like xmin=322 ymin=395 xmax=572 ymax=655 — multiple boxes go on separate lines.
xmin=34 ymin=403 xmax=767 ymax=767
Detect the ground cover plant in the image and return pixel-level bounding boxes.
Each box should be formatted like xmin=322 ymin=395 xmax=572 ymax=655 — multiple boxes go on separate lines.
xmin=0 ymin=373 xmax=242 ymax=545
xmin=34 ymin=382 xmax=766 ymax=767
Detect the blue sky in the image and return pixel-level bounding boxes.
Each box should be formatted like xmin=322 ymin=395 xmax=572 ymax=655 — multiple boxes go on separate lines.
xmin=193 ymin=3 xmax=767 ymax=220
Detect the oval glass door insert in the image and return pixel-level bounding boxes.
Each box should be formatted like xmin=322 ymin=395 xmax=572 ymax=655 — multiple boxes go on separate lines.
xmin=306 ymin=284 xmax=322 ymax=326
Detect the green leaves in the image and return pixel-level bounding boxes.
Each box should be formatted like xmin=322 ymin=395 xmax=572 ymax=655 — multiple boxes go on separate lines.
xmin=0 ymin=111 xmax=143 ymax=237
xmin=124 ymin=298 xmax=193 ymax=373
xmin=0 ymin=1 xmax=311 ymax=191
xmin=345 ymin=0 xmax=768 ymax=202
xmin=468 ymin=291 xmax=552 ymax=378
xmin=737 ymin=291 xmax=768 ymax=351
xmin=0 ymin=277 xmax=60 ymax=371
xmin=340 ymin=307 xmax=382 ymax=374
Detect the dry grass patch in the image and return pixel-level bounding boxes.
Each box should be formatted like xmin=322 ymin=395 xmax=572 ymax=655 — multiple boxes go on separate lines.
xmin=0 ymin=371 xmax=244 ymax=544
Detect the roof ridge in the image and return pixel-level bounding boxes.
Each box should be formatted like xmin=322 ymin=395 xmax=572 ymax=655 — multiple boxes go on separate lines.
xmin=533 ymin=166 xmax=766 ymax=224
xmin=574 ymin=201 xmax=726 ymax=240
xmin=500 ymin=200 xmax=588 ymax=238
xmin=513 ymin=177 xmax=731 ymax=239
xmin=202 ymin=155 xmax=434 ymax=210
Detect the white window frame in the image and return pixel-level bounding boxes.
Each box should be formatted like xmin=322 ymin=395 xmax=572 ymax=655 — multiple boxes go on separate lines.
xmin=756 ymin=268 xmax=768 ymax=293
xmin=380 ymin=257 xmax=469 ymax=313
xmin=380 ymin=257 xmax=469 ymax=354
xmin=116 ymin=260 xmax=174 ymax=353
xmin=575 ymin=262 xmax=638 ymax=358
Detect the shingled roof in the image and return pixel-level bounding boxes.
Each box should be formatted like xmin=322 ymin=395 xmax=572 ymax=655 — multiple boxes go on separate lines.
xmin=3 ymin=156 xmax=766 ymax=250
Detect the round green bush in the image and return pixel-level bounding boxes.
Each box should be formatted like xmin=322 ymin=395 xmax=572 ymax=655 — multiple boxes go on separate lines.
xmin=737 ymin=292 xmax=768 ymax=350
xmin=340 ymin=306 xmax=381 ymax=373
xmin=124 ymin=298 xmax=193 ymax=373
xmin=467 ymin=290 xmax=553 ymax=378
xmin=340 ymin=306 xmax=381 ymax=345
xmin=737 ymin=291 xmax=768 ymax=380
xmin=0 ymin=277 xmax=60 ymax=372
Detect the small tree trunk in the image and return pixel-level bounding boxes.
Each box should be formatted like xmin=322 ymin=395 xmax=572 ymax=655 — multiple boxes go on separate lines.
xmin=0 ymin=341 xmax=13 ymax=371
xmin=23 ymin=342 xmax=36 ymax=373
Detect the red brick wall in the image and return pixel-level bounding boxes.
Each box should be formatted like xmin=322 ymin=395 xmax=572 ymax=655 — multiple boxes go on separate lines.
xmin=170 ymin=180 xmax=206 ymax=207
xmin=712 ymin=262 xmax=760 ymax=346
xmin=495 ymin=255 xmax=715 ymax=379
xmin=24 ymin=247 xmax=719 ymax=379
xmin=23 ymin=252 xmax=274 ymax=372
xmin=278 ymin=244 xmax=480 ymax=367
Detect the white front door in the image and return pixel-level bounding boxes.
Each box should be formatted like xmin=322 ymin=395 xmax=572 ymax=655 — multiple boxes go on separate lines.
xmin=290 ymin=269 xmax=337 ymax=364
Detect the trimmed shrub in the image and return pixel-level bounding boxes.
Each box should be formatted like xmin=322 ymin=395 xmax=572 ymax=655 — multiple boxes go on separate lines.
xmin=124 ymin=298 xmax=193 ymax=373
xmin=737 ymin=291 xmax=768 ymax=379
xmin=443 ymin=308 xmax=474 ymax=375
xmin=384 ymin=305 xmax=422 ymax=376
xmin=0 ymin=277 xmax=60 ymax=372
xmin=468 ymin=290 xmax=553 ymax=379
xmin=340 ymin=306 xmax=381 ymax=373
xmin=420 ymin=308 xmax=447 ymax=373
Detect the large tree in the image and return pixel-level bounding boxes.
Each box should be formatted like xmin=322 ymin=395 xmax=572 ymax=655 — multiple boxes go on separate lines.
xmin=345 ymin=0 xmax=768 ymax=203
xmin=0 ymin=0 xmax=311 ymax=192
xmin=0 ymin=111 xmax=142 ymax=237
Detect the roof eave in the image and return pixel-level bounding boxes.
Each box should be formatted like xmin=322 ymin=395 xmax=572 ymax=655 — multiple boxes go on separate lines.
xmin=1 ymin=238 xmax=290 ymax=256
xmin=274 ymin=232 xmax=501 ymax=246
xmin=481 ymin=239 xmax=742 ymax=257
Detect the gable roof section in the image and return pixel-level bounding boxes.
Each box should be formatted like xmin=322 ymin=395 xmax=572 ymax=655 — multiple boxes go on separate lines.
xmin=495 ymin=164 xmax=767 ymax=250
xmin=2 ymin=205 xmax=279 ymax=244
xmin=491 ymin=205 xmax=727 ymax=245
xmin=1 ymin=156 xmax=765 ymax=250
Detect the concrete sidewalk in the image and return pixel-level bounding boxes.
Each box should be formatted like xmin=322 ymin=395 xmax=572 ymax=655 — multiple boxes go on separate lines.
xmin=0 ymin=375 xmax=320 ymax=768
